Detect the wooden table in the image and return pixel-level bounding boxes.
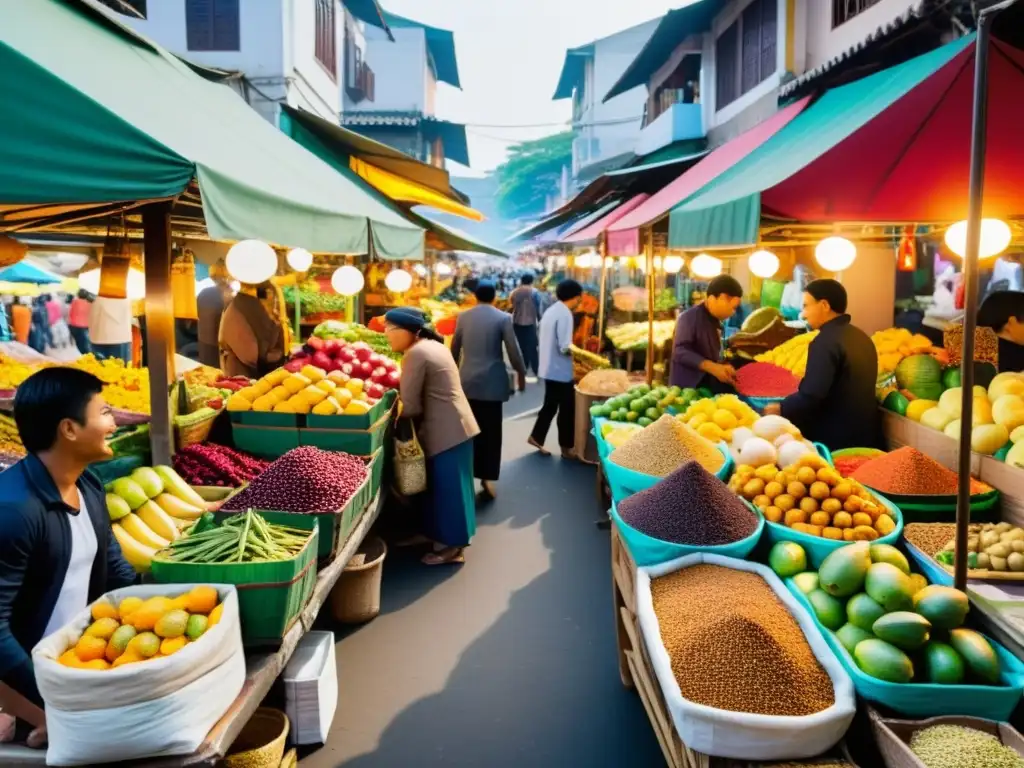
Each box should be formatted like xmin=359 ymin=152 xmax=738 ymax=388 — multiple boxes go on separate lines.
xmin=3 ymin=491 xmax=384 ymax=768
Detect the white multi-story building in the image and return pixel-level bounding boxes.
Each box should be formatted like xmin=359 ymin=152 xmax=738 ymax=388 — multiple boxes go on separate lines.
xmin=552 ymin=18 xmax=661 ymax=187
xmin=117 ymin=0 xmax=389 ymax=126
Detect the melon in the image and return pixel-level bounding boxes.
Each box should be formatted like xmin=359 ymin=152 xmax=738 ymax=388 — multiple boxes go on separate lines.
xmin=992 ymin=394 xmax=1024 ymax=432
xmin=895 ymin=355 xmax=944 ymax=401
xmin=990 ymin=372 xmax=1024 ymax=401
xmin=972 ymin=424 xmax=1009 ymax=455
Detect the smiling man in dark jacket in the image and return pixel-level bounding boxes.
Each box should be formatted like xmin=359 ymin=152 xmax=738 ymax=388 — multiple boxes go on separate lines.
xmin=0 ymin=368 xmax=136 ymax=747
xmin=670 ymin=275 xmax=743 ymax=390
xmin=767 ymin=279 xmax=879 ymax=450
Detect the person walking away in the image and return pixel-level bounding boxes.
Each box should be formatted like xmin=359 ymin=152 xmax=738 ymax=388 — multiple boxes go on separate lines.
xmin=10 ymin=298 xmax=30 ymax=347
xmin=385 ymin=307 xmax=479 ymax=565
xmin=0 ymin=368 xmax=136 ymax=750
xmin=0 ymin=298 xmax=12 ymax=343
xmin=509 ymin=273 xmax=541 ymax=376
xmin=197 ymin=264 xmax=231 ymax=368
xmin=88 ymin=296 xmax=132 ymax=362
xmin=978 ymin=290 xmax=1024 ymax=372
xmin=68 ymin=291 xmax=92 ymax=354
xmin=765 ymin=279 xmax=879 ymax=449
xmin=452 ymin=281 xmax=527 ymax=500
xmin=219 ymin=283 xmax=285 ymax=379
xmin=529 ymin=279 xmax=583 ymax=459
xmin=27 ymin=297 xmax=49 ymax=354
xmin=670 ymin=275 xmax=744 ymax=392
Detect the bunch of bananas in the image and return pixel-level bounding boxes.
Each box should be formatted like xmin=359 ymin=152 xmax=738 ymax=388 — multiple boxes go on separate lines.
xmin=755 ymin=331 xmax=818 ymax=378
xmin=0 ymin=413 xmax=25 ymax=457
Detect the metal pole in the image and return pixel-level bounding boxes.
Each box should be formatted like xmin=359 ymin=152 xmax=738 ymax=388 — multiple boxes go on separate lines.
xmin=294 ymin=286 xmax=301 ymax=341
xmin=954 ymin=10 xmax=1003 ymax=591
xmin=597 ymin=233 xmax=608 ymax=346
xmin=142 ymin=202 xmax=176 ymax=466
xmin=645 ymin=229 xmax=655 ymax=386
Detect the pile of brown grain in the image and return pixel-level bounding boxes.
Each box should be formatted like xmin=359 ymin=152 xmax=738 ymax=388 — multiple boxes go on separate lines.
xmin=651 ymin=565 xmax=834 ymax=717
xmin=609 ymin=414 xmax=724 ymax=477
xmin=904 ymin=523 xmax=957 ymax=557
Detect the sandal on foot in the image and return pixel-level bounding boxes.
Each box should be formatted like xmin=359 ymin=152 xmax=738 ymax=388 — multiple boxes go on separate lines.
xmin=422 ymin=547 xmax=465 ymax=565
xmin=528 ymin=437 xmax=551 ymax=456
xmin=395 ymin=534 xmax=433 ymax=548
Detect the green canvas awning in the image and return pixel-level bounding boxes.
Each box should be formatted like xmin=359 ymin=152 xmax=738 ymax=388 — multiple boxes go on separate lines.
xmin=668 ymin=35 xmax=974 ymax=248
xmin=0 ymin=0 xmax=423 ymax=259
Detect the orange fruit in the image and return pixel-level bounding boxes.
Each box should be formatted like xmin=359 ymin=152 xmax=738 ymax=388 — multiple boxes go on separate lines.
xmin=160 ymin=636 xmax=188 ymax=656
xmin=91 ymin=602 xmax=119 ymax=622
xmin=111 ymin=650 xmax=143 ymax=668
xmin=118 ymin=596 xmax=144 ymax=622
xmin=185 ymin=586 xmax=218 ymax=615
xmin=207 ymin=603 xmax=224 ymax=629
xmin=129 ymin=597 xmax=173 ymax=631
xmin=58 ymin=650 xmax=83 ymax=668
xmin=79 ymin=658 xmax=111 ymax=671
xmin=84 ymin=617 xmax=120 ymax=640
xmin=75 ymin=635 xmax=109 ymax=663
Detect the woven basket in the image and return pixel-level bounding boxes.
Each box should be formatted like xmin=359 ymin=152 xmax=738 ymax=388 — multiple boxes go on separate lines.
xmin=869 ymin=707 xmax=1024 ymax=768
xmin=174 ymin=407 xmax=222 ymax=449
xmin=225 ymin=708 xmax=290 ymax=768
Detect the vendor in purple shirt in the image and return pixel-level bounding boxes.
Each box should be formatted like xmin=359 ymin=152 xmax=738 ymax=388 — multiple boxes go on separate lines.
xmin=669 ymin=275 xmax=743 ymax=391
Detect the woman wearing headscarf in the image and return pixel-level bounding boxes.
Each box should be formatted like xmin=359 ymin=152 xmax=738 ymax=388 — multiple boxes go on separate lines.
xmin=218 ymin=283 xmax=285 ymax=378
xmin=385 ymin=307 xmax=479 ymax=565
xmin=451 ymin=281 xmax=527 ymax=499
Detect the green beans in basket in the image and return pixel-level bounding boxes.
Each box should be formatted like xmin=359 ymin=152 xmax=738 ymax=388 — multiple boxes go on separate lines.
xmin=158 ymin=510 xmax=312 ymax=563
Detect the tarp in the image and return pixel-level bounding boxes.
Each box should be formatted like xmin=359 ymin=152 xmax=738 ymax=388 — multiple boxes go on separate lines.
xmin=562 ymin=194 xmax=651 ymax=244
xmin=0 ymin=0 xmax=423 ymax=259
xmin=606 ymin=96 xmax=811 ymax=255
xmin=349 ymin=158 xmax=483 ymax=222
xmin=669 ymin=34 xmax=1022 ymax=247
xmin=0 ymin=261 xmax=63 ymax=284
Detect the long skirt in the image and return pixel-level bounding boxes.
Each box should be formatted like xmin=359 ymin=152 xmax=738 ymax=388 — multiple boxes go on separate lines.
xmin=468 ymin=399 xmax=502 ymax=481
xmin=424 ymin=440 xmax=477 ymax=548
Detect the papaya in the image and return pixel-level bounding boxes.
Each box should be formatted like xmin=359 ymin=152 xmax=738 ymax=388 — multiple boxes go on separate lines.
xmin=913 ymin=585 xmax=969 ymax=630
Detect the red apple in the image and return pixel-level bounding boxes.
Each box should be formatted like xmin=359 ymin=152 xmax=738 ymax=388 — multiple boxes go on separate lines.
xmin=385 ymin=370 xmax=401 ymax=389
xmin=284 ymin=359 xmax=305 ymax=373
xmin=341 ymin=362 xmax=355 ymax=376
xmin=370 ymin=366 xmax=387 ymax=383
xmin=352 ymin=343 xmax=372 ymax=363
xmin=338 ymin=347 xmax=356 ymax=363
xmin=367 ymin=382 xmax=385 ymax=400
xmin=323 ymin=339 xmax=341 ymax=355
xmin=311 ymin=351 xmax=333 ymax=371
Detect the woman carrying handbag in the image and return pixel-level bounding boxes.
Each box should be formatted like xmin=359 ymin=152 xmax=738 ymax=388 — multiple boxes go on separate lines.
xmin=384 ymin=308 xmax=479 ymax=566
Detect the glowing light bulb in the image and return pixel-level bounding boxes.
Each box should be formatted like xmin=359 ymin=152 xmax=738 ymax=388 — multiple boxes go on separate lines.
xmin=944 ymin=218 xmax=1012 ymax=259
xmin=331 ymin=265 xmax=363 ymax=296
xmin=748 ymin=249 xmax=780 ymax=278
xmin=226 ymin=240 xmax=277 ymax=284
xmin=815 ymin=237 xmax=857 ymax=272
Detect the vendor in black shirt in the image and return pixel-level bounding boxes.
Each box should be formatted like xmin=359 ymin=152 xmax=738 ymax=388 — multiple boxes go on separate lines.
xmin=978 ymin=290 xmax=1024 ymax=373
xmin=765 ymin=279 xmax=879 ymax=450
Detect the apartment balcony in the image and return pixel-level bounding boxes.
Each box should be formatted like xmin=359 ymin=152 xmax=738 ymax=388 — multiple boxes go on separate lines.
xmin=635 ymin=98 xmax=703 ymax=158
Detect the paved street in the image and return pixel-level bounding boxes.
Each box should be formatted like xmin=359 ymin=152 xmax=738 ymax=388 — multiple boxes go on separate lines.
xmin=302 ymin=384 xmax=662 ymax=766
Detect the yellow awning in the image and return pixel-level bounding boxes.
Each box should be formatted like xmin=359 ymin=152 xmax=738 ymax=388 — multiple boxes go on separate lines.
xmin=349 ymin=157 xmax=484 ymax=222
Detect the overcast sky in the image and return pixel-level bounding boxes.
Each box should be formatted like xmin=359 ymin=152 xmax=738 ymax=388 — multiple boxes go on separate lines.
xmin=380 ymin=0 xmax=678 ymax=176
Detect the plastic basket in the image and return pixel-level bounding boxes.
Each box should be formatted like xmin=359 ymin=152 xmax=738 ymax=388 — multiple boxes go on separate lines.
xmin=784 ymin=577 xmax=1024 ymax=720
xmin=590 ymin=416 xmax=643 ymax=461
xmin=896 ymin=491 xmax=1002 ymax=524
xmin=602 ymin=442 xmax=733 ymax=503
xmin=814 ymin=442 xmax=834 ymax=467
xmin=742 ymin=394 xmax=786 ymax=413
xmin=763 ymin=492 xmax=905 ymax=568
xmin=610 ymin=499 xmax=763 ymax=567
xmin=151 ymin=518 xmax=318 ymax=647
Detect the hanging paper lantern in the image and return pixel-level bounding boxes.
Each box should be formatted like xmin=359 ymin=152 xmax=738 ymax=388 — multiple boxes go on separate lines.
xmin=331 ymin=265 xmax=364 ymax=296
xmin=662 ymin=255 xmax=684 ymax=274
xmin=748 ymin=249 xmax=780 ymax=278
xmin=690 ymin=254 xmax=722 ymax=278
xmin=434 ymin=262 xmax=453 ymax=276
xmin=944 ymin=218 xmax=1011 ymax=259
xmin=603 ymin=256 xmax=615 ymax=269
xmin=226 ymin=240 xmax=277 ymax=284
xmin=413 ymin=263 xmax=428 ymax=276
xmin=385 ymin=268 xmax=413 ymax=293
xmin=286 ymin=247 xmax=313 ymax=272
xmin=170 ymin=248 xmax=198 ymax=319
xmin=815 ymin=236 xmax=857 ymax=272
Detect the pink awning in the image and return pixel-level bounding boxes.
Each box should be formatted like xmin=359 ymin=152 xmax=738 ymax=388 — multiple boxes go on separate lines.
xmin=606 ymin=95 xmax=812 ymax=254
xmin=561 ymin=193 xmax=650 ymax=243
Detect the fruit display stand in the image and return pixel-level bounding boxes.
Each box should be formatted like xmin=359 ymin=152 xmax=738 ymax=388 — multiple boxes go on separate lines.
xmin=0 ymin=489 xmax=385 ymax=768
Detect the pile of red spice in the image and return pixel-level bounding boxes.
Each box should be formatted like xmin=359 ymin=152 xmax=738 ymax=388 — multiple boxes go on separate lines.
xmin=851 ymin=446 xmax=988 ymax=496
xmin=734 ymin=362 xmax=800 ymax=398
xmin=834 ymin=455 xmax=875 ymax=477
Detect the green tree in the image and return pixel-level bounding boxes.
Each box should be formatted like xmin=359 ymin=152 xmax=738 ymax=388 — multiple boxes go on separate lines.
xmin=494 ymin=132 xmax=573 ymax=219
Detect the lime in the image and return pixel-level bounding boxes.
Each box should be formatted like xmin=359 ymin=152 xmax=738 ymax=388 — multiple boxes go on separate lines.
xmin=635 ymin=384 xmax=651 ymax=395
xmin=611 ymin=409 xmax=626 ymax=421
xmin=629 ymin=398 xmax=646 ymax=412
xmin=637 ymin=417 xmax=652 ymax=427
xmin=645 ymin=407 xmax=661 ymax=420
xmin=590 ymin=405 xmax=604 ymax=417
xmin=598 ymin=405 xmax=613 ymax=418
xmin=625 ymin=411 xmax=639 ymax=422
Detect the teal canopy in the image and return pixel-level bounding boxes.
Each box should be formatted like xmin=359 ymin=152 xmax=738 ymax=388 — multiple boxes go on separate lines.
xmin=0 ymin=261 xmax=63 ymax=285
xmin=668 ymin=35 xmax=974 ymax=249
xmin=0 ymin=0 xmax=423 ymax=259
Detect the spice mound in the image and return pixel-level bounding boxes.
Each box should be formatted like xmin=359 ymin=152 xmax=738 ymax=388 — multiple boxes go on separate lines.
xmin=652 ymin=565 xmax=835 ymax=716
xmin=852 ymin=446 xmax=989 ymax=496
xmin=222 ymin=446 xmax=367 ymax=514
xmin=904 ymin=523 xmax=957 ymax=557
xmin=619 ymin=460 xmax=758 ymax=545
xmin=577 ymin=369 xmax=630 ymax=397
xmin=910 ymin=724 xmax=1024 ymax=768
xmin=735 ymin=362 xmax=800 ymax=398
xmin=609 ymin=414 xmax=724 ymax=477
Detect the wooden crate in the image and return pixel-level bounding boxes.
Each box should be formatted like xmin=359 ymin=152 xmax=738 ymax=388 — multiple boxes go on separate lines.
xmin=880 ymin=409 xmax=983 ymax=476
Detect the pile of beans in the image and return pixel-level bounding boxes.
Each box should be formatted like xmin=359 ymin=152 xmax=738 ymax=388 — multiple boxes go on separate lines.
xmin=904 ymin=522 xmax=958 ymax=557
xmin=222 ymin=446 xmax=368 ymax=514
xmin=910 ymin=724 xmax=1024 ymax=768
xmin=734 ymin=362 xmax=800 ymax=398
xmin=609 ymin=414 xmax=724 ymax=476
xmin=651 ymin=565 xmax=834 ymax=716
xmin=620 ymin=460 xmax=758 ymax=545
xmin=852 ymin=446 xmax=989 ymax=496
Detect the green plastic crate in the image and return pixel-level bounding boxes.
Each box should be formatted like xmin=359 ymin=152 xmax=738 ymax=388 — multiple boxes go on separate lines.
xmin=306 ymin=389 xmax=397 ymax=430
xmin=150 ymin=516 xmax=318 ymax=647
xmin=230 ymin=411 xmax=304 ymax=428
xmin=299 ymin=412 xmax=391 ymax=454
xmin=231 ymin=424 xmax=301 ymax=458
xmin=361 ymin=447 xmax=384 ymax=499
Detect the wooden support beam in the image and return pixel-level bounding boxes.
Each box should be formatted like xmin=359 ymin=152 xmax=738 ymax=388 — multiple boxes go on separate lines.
xmin=645 ymin=229 xmax=655 ymax=386
xmin=597 ymin=233 xmax=608 ymax=345
xmin=142 ymin=202 xmax=176 ymax=465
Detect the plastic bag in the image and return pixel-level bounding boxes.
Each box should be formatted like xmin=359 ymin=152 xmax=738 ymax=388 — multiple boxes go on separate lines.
xmin=635 ymin=553 xmax=855 ymax=760
xmin=33 ymin=584 xmax=245 ymax=765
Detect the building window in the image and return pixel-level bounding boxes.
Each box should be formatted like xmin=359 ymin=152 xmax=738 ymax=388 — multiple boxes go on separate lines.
xmin=833 ymin=0 xmax=882 ymax=28
xmin=315 ymin=0 xmax=337 ymax=78
xmin=185 ymin=0 xmax=239 ymax=51
xmin=715 ymin=0 xmax=777 ymax=110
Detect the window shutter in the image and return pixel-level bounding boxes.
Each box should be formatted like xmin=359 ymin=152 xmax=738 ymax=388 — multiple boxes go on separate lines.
xmin=185 ymin=0 xmax=213 ymax=51
xmin=740 ymin=1 xmax=761 ymax=94
xmin=760 ymin=0 xmax=778 ymax=81
xmin=212 ymin=0 xmax=239 ymax=51
xmin=715 ymin=21 xmax=739 ymax=109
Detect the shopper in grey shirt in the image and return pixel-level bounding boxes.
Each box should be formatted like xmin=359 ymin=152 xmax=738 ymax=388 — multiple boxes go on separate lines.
xmin=509 ymin=273 xmax=541 ymax=375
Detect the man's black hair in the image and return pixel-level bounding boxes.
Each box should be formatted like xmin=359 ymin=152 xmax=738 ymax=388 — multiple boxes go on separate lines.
xmin=474 ymin=282 xmax=497 ymax=304
xmin=805 ymin=278 xmax=848 ymax=314
xmin=979 ymin=290 xmax=1024 ymax=332
xmin=14 ymin=368 xmax=105 ymax=453
xmin=520 ymin=273 xmax=535 ymax=286
xmin=706 ymin=275 xmax=743 ymax=299
xmin=556 ymin=279 xmax=584 ymax=302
